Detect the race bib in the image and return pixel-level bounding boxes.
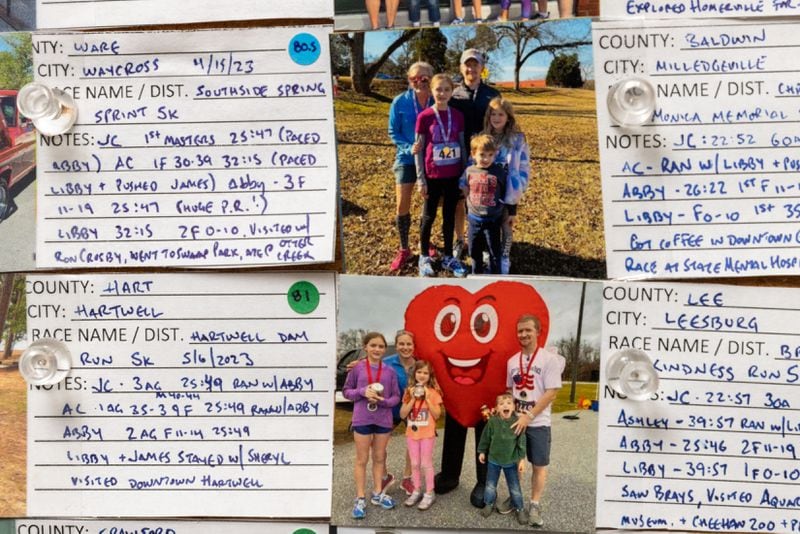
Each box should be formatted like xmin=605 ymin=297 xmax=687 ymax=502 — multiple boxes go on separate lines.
xmin=432 ymin=142 xmax=461 ymax=166
xmin=515 ymin=399 xmax=535 ymax=415
xmin=408 ymin=409 xmax=430 ymax=426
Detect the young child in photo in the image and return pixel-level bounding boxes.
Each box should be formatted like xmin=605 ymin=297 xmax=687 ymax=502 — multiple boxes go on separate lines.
xmin=460 ymin=134 xmax=509 ymax=274
xmin=481 ymin=97 xmax=530 ymax=274
xmin=342 ymin=332 xmax=401 ymax=519
xmin=415 ymin=73 xmax=468 ymax=278
xmin=477 ymin=392 xmax=528 ymax=525
xmin=399 ymin=360 xmax=443 ymax=511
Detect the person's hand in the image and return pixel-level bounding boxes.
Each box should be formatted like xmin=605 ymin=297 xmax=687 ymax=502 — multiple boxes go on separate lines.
xmin=511 ymin=413 xmax=531 ymax=435
xmin=411 ymin=141 xmax=422 ymax=155
xmin=417 ymin=182 xmax=428 ymax=199
xmin=478 ymin=453 xmax=486 ymax=464
xmin=346 ymin=359 xmax=359 ymax=372
xmin=506 ymin=215 xmax=517 ymax=229
xmin=365 ymin=386 xmax=384 ymax=402
xmin=518 ymin=460 xmax=525 ymax=474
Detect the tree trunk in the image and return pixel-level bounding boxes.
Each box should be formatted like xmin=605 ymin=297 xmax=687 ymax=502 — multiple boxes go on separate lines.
xmin=3 ymin=328 xmax=13 ymax=360
xmin=348 ymin=30 xmax=418 ymax=96
xmin=0 ymin=273 xmax=14 ymax=355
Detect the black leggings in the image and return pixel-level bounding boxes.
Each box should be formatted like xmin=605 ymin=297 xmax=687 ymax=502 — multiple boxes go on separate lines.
xmin=419 ymin=177 xmax=460 ymax=257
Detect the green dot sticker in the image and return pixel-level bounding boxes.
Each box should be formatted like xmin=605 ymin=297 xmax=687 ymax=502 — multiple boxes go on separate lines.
xmin=292 ymin=530 xmax=317 ymax=534
xmin=287 ymin=281 xmax=320 ymax=314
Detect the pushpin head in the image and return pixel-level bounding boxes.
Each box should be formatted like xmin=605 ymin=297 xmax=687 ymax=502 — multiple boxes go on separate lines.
xmin=607 ymin=78 xmax=656 ymax=127
xmin=17 ymin=82 xmax=77 ymax=136
xmin=18 ymin=338 xmax=71 ymax=386
xmin=605 ymin=348 xmax=659 ymax=401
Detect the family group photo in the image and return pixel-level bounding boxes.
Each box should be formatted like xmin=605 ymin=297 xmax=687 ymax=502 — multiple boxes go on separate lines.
xmin=332 ymin=275 xmax=601 ymax=532
xmin=333 ymin=18 xmax=604 ymax=280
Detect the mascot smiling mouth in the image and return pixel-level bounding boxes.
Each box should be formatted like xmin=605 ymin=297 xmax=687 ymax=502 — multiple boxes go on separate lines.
xmin=443 ymin=351 xmax=492 ymax=385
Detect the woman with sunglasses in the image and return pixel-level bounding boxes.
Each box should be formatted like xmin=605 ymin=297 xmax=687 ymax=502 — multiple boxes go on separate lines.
xmin=387 ymin=61 xmax=434 ymax=272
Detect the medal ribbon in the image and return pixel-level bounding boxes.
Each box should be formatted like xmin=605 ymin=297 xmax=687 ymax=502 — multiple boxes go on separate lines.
xmin=432 ymin=107 xmax=452 ymax=143
xmin=365 ymin=358 xmax=382 ymax=386
xmin=517 ymin=351 xmax=536 ymax=390
xmin=410 ymin=396 xmax=425 ymax=422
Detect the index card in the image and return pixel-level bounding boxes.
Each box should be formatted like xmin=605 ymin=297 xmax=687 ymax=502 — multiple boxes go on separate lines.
xmin=37 ymin=0 xmax=334 ymax=30
xmin=602 ymin=0 xmax=800 ymax=20
xmin=26 ymin=272 xmax=335 ymax=517
xmin=595 ymin=19 xmax=800 ymax=279
xmin=33 ymin=26 xmax=336 ymax=269
xmin=15 ymin=520 xmax=329 ymax=533
xmin=599 ymin=281 xmax=800 ymax=533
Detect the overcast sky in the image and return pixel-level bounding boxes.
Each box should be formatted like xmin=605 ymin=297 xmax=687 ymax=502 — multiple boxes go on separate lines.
xmin=338 ymin=275 xmax=602 ymax=348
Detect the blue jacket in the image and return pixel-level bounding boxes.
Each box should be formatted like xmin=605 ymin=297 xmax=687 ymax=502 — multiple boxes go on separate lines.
xmin=384 ymin=353 xmax=412 ymax=420
xmin=389 ymin=89 xmax=432 ymax=166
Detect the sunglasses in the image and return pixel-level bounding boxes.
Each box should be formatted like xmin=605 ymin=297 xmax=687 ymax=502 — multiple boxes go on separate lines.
xmin=408 ymin=76 xmax=430 ymax=83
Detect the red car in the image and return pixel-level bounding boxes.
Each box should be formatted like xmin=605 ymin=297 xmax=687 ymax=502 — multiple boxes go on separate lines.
xmin=0 ymin=89 xmax=35 ymax=219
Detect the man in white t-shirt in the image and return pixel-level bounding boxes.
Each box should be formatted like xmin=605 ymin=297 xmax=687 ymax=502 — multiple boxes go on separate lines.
xmin=505 ymin=314 xmax=565 ymax=527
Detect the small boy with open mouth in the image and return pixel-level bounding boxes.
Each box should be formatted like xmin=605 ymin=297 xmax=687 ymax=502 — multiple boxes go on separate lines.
xmin=476 ymin=392 xmax=527 ymax=525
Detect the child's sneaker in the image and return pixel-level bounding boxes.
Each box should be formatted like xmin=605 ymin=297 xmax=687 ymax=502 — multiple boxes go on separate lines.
xmin=500 ymin=255 xmax=511 ymax=275
xmin=529 ymin=502 xmax=544 ymax=527
xmin=516 ymin=507 xmax=529 ymax=525
xmin=441 ymin=255 xmax=467 ymax=277
xmin=380 ymin=473 xmax=396 ymax=493
xmin=451 ymin=17 xmax=465 ymax=24
xmin=480 ymin=503 xmax=493 ymax=517
xmin=371 ymin=492 xmax=396 ymax=510
xmin=390 ymin=248 xmax=411 ymax=271
xmin=401 ymin=476 xmax=415 ymax=496
xmin=532 ymin=11 xmax=550 ymax=18
xmin=453 ymin=239 xmax=467 ymax=260
xmin=352 ymin=497 xmax=367 ymax=519
xmin=433 ymin=21 xmax=441 ymax=26
xmin=417 ymin=491 xmax=436 ymax=510
xmin=412 ymin=21 xmax=421 ymax=27
xmin=497 ymin=496 xmax=513 ymax=514
xmin=418 ymin=255 xmax=435 ymax=277
xmin=404 ymin=490 xmax=422 ymax=507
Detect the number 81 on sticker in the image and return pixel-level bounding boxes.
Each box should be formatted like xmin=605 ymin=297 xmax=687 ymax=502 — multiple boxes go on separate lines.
xmin=287 ymin=281 xmax=320 ymax=314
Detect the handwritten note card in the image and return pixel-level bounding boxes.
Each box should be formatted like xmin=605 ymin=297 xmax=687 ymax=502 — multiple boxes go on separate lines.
xmin=37 ymin=0 xmax=334 ymax=29
xmin=602 ymin=0 xmax=800 ymax=20
xmin=596 ymin=19 xmax=800 ymax=279
xmin=15 ymin=520 xmax=329 ymax=534
xmin=599 ymin=281 xmax=800 ymax=533
xmin=26 ymin=273 xmax=335 ymax=517
xmin=34 ymin=27 xmax=336 ymax=269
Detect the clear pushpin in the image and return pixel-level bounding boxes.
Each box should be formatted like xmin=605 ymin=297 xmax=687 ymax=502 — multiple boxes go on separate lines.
xmin=17 ymin=82 xmax=78 ymax=136
xmin=18 ymin=338 xmax=71 ymax=386
xmin=607 ymin=78 xmax=656 ymax=127
xmin=605 ymin=348 xmax=659 ymax=401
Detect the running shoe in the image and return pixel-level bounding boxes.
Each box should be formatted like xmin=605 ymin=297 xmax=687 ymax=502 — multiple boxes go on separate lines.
xmin=419 ymin=255 xmax=435 ymax=277
xmin=441 ymin=255 xmax=467 ymax=278
xmin=352 ymin=497 xmax=367 ymax=519
xmin=390 ymin=249 xmax=411 ymax=271
xmin=418 ymin=492 xmax=436 ymax=510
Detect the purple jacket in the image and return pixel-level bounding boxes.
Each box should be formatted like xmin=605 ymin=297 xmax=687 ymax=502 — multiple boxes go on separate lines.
xmin=343 ymin=359 xmax=400 ymax=428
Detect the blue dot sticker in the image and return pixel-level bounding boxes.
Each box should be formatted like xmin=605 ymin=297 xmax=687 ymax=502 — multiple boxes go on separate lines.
xmin=288 ymin=33 xmax=321 ymax=66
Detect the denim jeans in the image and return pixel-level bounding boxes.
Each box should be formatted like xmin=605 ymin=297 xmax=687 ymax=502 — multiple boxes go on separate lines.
xmin=467 ymin=216 xmax=502 ymax=274
xmin=408 ymin=0 xmax=441 ymax=23
xmin=484 ymin=460 xmax=524 ymax=511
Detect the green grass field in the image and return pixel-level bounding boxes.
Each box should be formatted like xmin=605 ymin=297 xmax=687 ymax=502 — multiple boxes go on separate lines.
xmin=335 ymin=85 xmax=604 ymax=278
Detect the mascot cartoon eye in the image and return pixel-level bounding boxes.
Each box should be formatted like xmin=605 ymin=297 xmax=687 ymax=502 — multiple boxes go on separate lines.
xmin=470 ymin=304 xmax=498 ymax=343
xmin=434 ymin=304 xmax=461 ymax=342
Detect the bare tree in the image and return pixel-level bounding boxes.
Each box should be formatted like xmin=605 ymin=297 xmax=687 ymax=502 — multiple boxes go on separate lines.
xmin=492 ymin=21 xmax=591 ymax=91
xmin=340 ymin=30 xmax=418 ymax=96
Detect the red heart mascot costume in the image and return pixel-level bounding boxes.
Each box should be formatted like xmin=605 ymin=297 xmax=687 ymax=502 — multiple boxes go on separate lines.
xmin=404 ymin=281 xmax=549 ymax=506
